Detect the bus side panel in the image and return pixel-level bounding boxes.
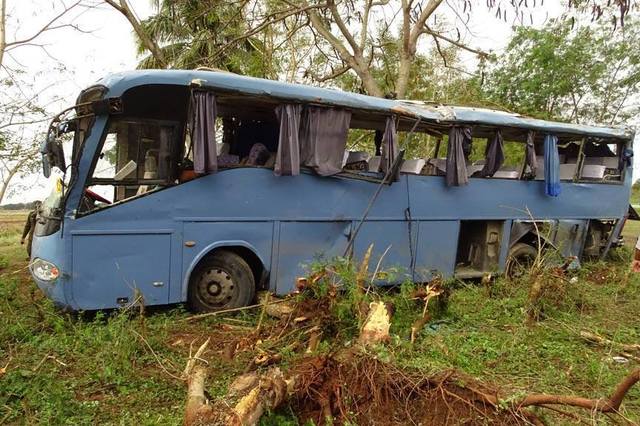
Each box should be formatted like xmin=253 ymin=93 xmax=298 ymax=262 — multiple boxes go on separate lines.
xmin=407 ymin=175 xmax=629 ymax=220
xmin=181 ymin=222 xmax=274 ymax=299
xmin=71 ymin=233 xmax=171 ymax=310
xmin=414 ymin=221 xmax=459 ymax=281
xmin=274 ymin=221 xmax=351 ymax=295
xmin=352 ymin=221 xmax=415 ymax=284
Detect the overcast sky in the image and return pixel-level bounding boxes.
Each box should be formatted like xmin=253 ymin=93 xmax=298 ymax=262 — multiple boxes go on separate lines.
xmin=4 ymin=0 xmax=632 ymax=204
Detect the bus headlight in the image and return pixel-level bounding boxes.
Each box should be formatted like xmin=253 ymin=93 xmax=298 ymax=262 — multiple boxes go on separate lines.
xmin=30 ymin=258 xmax=60 ymax=282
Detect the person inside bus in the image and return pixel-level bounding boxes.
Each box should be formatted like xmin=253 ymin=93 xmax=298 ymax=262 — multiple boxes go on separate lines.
xmin=243 ymin=143 xmax=270 ymax=166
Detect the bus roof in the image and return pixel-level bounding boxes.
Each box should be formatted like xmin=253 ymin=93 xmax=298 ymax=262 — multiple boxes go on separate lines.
xmin=98 ymin=69 xmax=634 ymax=141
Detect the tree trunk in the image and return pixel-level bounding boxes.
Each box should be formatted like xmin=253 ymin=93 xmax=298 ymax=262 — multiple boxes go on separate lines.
xmin=105 ymin=0 xmax=167 ymax=68
xmin=0 ymin=0 xmax=6 ymax=68
xmin=0 ymin=157 xmax=28 ymax=204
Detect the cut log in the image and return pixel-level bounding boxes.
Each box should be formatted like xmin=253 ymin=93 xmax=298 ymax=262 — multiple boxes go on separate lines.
xmin=225 ymin=367 xmax=295 ymax=426
xmin=183 ymin=339 xmax=214 ymax=426
xmin=359 ymin=301 xmax=391 ymax=346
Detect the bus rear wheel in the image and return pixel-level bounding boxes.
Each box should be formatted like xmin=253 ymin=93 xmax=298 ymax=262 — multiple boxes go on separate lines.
xmin=188 ymin=251 xmax=255 ymax=312
xmin=505 ymin=243 xmax=538 ymax=280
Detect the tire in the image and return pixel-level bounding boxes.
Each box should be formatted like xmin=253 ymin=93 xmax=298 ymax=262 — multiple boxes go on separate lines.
xmin=505 ymin=243 xmax=538 ymax=279
xmin=188 ymin=250 xmax=255 ymax=313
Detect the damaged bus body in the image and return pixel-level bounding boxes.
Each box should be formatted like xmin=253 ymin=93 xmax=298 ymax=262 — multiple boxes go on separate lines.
xmin=32 ymin=70 xmax=634 ymax=312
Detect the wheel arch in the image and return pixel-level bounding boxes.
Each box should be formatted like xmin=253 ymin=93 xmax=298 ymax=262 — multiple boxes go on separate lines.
xmin=182 ymin=240 xmax=268 ymax=301
xmin=509 ymin=222 xmax=555 ymax=251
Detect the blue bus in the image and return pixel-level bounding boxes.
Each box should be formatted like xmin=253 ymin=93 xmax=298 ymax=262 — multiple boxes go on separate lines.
xmin=31 ymin=70 xmax=634 ymax=312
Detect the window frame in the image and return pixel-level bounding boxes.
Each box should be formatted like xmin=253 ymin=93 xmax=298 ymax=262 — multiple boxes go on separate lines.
xmin=78 ymin=116 xmax=182 ymax=215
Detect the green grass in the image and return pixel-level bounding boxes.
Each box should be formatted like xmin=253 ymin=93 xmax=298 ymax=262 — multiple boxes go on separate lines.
xmin=1 ymin=214 xmax=640 ymax=424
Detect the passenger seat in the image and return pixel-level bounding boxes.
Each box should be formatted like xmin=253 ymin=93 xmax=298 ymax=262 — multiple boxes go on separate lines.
xmin=400 ymin=159 xmax=426 ymax=174
xmin=368 ymin=156 xmax=381 ymax=172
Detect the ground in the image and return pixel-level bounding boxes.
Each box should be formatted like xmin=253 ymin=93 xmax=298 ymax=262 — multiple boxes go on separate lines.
xmin=1 ymin=210 xmax=639 ymax=425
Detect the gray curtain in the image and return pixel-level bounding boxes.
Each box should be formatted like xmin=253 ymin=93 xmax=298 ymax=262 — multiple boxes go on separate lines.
xmin=479 ymin=130 xmax=504 ymax=177
xmin=300 ymin=107 xmax=351 ymax=176
xmin=525 ymin=131 xmax=537 ymax=176
xmin=380 ymin=116 xmax=398 ymax=174
xmin=275 ymin=104 xmax=302 ymax=176
xmin=446 ymin=126 xmax=471 ymax=186
xmin=189 ymin=90 xmax=217 ymax=174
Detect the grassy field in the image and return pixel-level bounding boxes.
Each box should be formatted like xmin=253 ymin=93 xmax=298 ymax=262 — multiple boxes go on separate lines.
xmin=1 ymin=212 xmax=640 ymax=424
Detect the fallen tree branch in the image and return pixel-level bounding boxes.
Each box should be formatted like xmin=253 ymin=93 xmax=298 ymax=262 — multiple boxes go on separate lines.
xmin=580 ymin=330 xmax=640 ymax=353
xmin=182 ymin=298 xmax=292 ymax=322
xmin=471 ymin=368 xmax=640 ymax=414
xmin=517 ymin=368 xmax=640 ymax=412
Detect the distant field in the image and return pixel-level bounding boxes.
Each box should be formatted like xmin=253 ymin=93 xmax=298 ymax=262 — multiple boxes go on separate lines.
xmin=623 ymin=219 xmax=640 ymax=248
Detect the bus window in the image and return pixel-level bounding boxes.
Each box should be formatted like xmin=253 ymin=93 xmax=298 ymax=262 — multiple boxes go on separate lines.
xmin=575 ymin=141 xmax=622 ymax=182
xmin=83 ymin=119 xmax=177 ymax=212
xmin=344 ymin=129 xmax=375 ymax=171
xmin=467 ymin=136 xmax=524 ymax=180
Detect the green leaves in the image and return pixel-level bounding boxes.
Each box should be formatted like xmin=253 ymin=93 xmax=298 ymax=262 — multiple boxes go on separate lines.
xmin=484 ymin=17 xmax=640 ymax=126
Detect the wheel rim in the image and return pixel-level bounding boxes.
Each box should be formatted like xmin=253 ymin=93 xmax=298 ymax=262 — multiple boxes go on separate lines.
xmin=195 ymin=268 xmax=235 ymax=308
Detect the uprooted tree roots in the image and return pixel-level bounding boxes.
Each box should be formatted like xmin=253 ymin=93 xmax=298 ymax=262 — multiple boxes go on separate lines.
xmin=181 ymin=258 xmax=639 ymax=425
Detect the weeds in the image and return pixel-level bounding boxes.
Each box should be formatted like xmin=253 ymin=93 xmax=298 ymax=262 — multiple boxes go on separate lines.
xmin=1 ymin=215 xmax=640 ymax=424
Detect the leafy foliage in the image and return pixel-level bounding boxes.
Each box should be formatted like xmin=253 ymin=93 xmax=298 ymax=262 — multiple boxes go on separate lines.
xmin=135 ymin=0 xmax=273 ymax=77
xmin=483 ymin=17 xmax=640 ymax=125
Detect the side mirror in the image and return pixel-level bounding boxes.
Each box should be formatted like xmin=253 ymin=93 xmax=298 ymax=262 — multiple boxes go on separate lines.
xmin=41 ymin=139 xmax=52 ymax=178
xmin=41 ymin=132 xmax=66 ymax=178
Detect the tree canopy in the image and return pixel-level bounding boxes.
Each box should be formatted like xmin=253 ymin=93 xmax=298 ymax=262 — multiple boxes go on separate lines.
xmin=483 ymin=16 xmax=640 ymax=125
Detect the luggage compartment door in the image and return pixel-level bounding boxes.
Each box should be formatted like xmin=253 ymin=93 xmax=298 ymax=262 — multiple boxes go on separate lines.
xmin=72 ymin=233 xmax=171 ymax=309
xmin=275 ymin=221 xmax=351 ymax=294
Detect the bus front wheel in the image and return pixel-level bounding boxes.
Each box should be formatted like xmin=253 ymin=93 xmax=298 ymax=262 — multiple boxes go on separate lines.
xmin=188 ymin=250 xmax=255 ymax=312
xmin=505 ymin=243 xmax=538 ymax=280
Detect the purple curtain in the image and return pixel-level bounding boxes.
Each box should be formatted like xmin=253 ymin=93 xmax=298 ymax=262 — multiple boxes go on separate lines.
xmin=479 ymin=130 xmax=504 ymax=177
xmin=446 ymin=126 xmax=471 ymax=186
xmin=380 ymin=116 xmax=398 ymax=174
xmin=525 ymin=130 xmax=537 ymax=176
xmin=275 ymin=104 xmax=302 ymax=176
xmin=300 ymin=107 xmax=351 ymax=176
xmin=189 ymin=91 xmax=217 ymax=174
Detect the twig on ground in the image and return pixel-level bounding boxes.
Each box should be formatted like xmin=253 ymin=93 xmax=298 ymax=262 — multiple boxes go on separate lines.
xmin=182 ymin=298 xmax=291 ymax=322
xmin=132 ymin=330 xmax=182 ymax=381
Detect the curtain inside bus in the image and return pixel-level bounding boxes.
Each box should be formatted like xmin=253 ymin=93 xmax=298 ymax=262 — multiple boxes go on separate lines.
xmin=479 ymin=130 xmax=504 ymax=177
xmin=544 ymin=134 xmax=561 ymax=196
xmin=380 ymin=116 xmax=398 ymax=174
xmin=299 ymin=107 xmax=352 ymax=176
xmin=525 ymin=130 xmax=537 ymax=176
xmin=275 ymin=104 xmax=302 ymax=176
xmin=446 ymin=126 xmax=471 ymax=186
xmin=190 ymin=90 xmax=218 ymax=174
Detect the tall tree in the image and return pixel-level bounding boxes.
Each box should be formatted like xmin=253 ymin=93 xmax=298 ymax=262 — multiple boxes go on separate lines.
xmin=0 ymin=132 xmax=39 ymax=203
xmin=0 ymin=0 xmax=85 ymax=203
xmin=0 ymin=0 xmax=82 ymax=68
xmin=116 ymin=0 xmax=635 ymax=99
xmin=483 ymin=16 xmax=640 ymax=125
